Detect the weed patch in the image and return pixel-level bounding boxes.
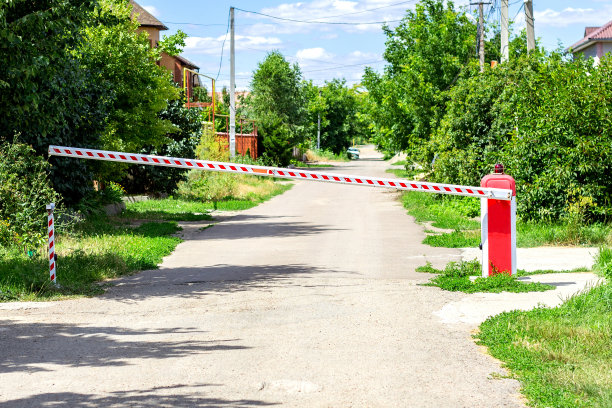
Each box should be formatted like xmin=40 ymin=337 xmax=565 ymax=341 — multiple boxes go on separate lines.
xmin=418 ymin=260 xmax=554 ymax=293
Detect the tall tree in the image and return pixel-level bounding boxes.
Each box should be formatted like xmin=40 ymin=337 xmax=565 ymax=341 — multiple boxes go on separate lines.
xmin=250 ymin=51 xmax=306 ymax=165
xmin=363 ymin=0 xmax=475 ymax=159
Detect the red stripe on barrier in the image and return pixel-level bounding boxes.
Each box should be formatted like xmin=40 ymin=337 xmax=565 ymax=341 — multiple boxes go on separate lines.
xmin=98 ymin=153 xmax=105 ymax=158
xmin=49 ymin=219 xmax=53 ymax=227
xmin=119 ymin=155 xmax=126 ymax=160
xmin=477 ymin=190 xmax=484 ymax=195
xmin=174 ymin=160 xmax=181 ymax=165
xmin=54 ymin=148 xmax=61 ymax=153
xmin=389 ymin=181 xmax=396 ymax=187
xmin=433 ymin=186 xmax=440 ymax=191
xmin=50 ymin=252 xmax=54 ymax=260
xmin=163 ymin=159 xmax=171 ymax=164
xmin=312 ymin=174 xmax=318 ymax=179
xmin=444 ymin=187 xmax=451 ymax=192
xmin=152 ymin=158 xmax=160 ymax=163
xmin=87 ymin=152 xmax=94 ymax=157
xmin=300 ymin=173 xmax=307 ymax=178
xmin=378 ymin=181 xmax=385 ymax=186
xmin=399 ymin=183 xmax=407 ymax=188
xmin=278 ymin=171 xmax=285 ymax=176
xmin=109 ymin=154 xmax=116 ymax=159
xmin=466 ymin=189 xmax=473 ymax=194
xmin=49 ymin=231 xmax=53 ymax=238
xmin=207 ymin=163 xmax=214 ymax=168
xmin=411 ymin=184 xmax=418 ymax=189
xmin=230 ymin=165 xmax=237 ymax=171
xmin=288 ymin=172 xmax=296 ymax=177
xmin=322 ymin=175 xmax=329 ymax=180
xmin=422 ymin=185 xmax=430 ymax=190
xmin=344 ymin=177 xmax=351 ymax=182
xmin=334 ymin=177 xmax=341 ymax=181
xmin=186 ymin=161 xmax=193 ymax=167
xmin=76 ymin=151 xmax=83 ymax=156
xmin=130 ymin=156 xmax=137 ymax=161
xmin=356 ymin=179 xmax=363 ymax=184
xmin=197 ymin=162 xmax=204 ymax=167
xmin=142 ymin=157 xmax=149 ymax=162
xmin=241 ymin=167 xmax=248 ymax=172
xmin=367 ymin=180 xmax=374 ymax=185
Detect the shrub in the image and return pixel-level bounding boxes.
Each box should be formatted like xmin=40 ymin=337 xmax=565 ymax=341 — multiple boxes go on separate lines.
xmin=0 ymin=142 xmax=59 ymax=251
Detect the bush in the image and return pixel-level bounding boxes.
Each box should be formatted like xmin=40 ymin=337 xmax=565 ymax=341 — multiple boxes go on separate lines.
xmin=0 ymin=142 xmax=59 ymax=250
xmin=428 ymin=54 xmax=612 ymax=222
xmin=594 ymin=247 xmax=612 ymax=280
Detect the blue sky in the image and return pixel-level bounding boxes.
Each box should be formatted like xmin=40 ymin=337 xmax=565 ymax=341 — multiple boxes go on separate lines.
xmin=138 ymin=0 xmax=612 ymax=90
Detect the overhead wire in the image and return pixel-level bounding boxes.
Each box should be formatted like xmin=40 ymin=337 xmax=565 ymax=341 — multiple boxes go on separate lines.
xmin=215 ymin=9 xmax=231 ymax=80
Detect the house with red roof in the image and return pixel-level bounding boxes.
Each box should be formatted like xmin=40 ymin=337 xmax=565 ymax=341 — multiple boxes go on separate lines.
xmin=129 ymin=1 xmax=200 ymax=91
xmin=569 ymin=20 xmax=612 ymax=64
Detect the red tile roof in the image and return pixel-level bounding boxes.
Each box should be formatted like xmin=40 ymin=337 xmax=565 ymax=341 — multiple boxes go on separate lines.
xmin=130 ymin=0 xmax=167 ymax=30
xmin=571 ymin=20 xmax=612 ymax=51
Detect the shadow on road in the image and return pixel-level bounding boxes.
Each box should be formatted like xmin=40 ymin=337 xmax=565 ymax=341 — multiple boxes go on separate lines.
xmin=0 ymin=321 xmax=248 ymax=374
xmin=0 ymin=385 xmax=279 ymax=407
xmin=107 ymin=264 xmax=358 ymax=301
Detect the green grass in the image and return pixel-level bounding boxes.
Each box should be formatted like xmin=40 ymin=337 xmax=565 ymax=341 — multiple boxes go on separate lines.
xmin=291 ymin=160 xmax=333 ymax=168
xmin=123 ymin=183 xmax=292 ymax=216
xmin=0 ymin=215 xmax=182 ymax=301
xmin=121 ymin=199 xmax=213 ymax=221
xmin=477 ymin=281 xmax=612 ymax=407
xmin=400 ymin=191 xmax=612 ymax=248
xmin=386 ymin=168 xmax=421 ymax=179
xmin=417 ymin=260 xmax=554 ymax=293
xmin=390 ymin=160 xmax=408 ymax=166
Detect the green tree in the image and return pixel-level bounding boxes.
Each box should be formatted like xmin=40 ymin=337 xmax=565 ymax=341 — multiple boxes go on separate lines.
xmin=363 ymin=0 xmax=476 ymax=159
xmin=0 ymin=0 xmax=111 ymax=204
xmin=250 ymin=51 xmax=305 ymax=165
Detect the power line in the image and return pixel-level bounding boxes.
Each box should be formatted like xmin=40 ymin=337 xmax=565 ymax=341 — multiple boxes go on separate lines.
xmin=215 ymin=9 xmax=231 ymax=80
xmin=314 ymin=0 xmax=417 ymax=20
xmin=234 ymin=7 xmax=402 ymax=25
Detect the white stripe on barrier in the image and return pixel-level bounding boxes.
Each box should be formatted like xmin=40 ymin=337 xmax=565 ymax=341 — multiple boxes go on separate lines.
xmin=48 ymin=145 xmax=513 ymax=200
xmin=46 ymin=203 xmax=56 ymax=284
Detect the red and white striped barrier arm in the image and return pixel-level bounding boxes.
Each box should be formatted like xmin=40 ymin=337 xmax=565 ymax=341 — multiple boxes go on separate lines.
xmin=46 ymin=203 xmax=56 ymax=284
xmin=48 ymin=145 xmax=512 ymax=200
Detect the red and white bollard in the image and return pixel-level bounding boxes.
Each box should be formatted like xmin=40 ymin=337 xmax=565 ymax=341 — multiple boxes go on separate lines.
xmin=46 ymin=203 xmax=56 ymax=284
xmin=480 ymin=164 xmax=516 ymax=277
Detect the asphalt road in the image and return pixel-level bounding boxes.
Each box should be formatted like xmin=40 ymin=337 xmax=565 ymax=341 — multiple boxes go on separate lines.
xmin=0 ymin=146 xmax=526 ymax=407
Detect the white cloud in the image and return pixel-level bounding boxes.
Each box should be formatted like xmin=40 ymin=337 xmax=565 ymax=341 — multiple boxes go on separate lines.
xmin=296 ymin=47 xmax=335 ymax=61
xmin=185 ymin=35 xmax=283 ymax=55
xmin=535 ymin=6 xmax=612 ymax=28
xmin=142 ymin=5 xmax=160 ymax=17
xmin=239 ymin=0 xmax=413 ymax=35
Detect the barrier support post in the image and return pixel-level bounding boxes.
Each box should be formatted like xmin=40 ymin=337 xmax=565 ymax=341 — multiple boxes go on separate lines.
xmin=480 ymin=164 xmax=516 ymax=277
xmin=46 ymin=203 xmax=56 ymax=284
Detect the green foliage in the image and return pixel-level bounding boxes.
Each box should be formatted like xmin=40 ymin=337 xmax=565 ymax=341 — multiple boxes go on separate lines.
xmin=0 ymin=143 xmax=59 ymax=250
xmin=0 ymin=214 xmax=181 ymax=300
xmin=419 ymin=260 xmax=554 ymax=293
xmin=303 ymin=79 xmax=360 ymax=154
xmin=363 ymin=0 xmax=476 ymax=157
xmin=594 ymin=247 xmax=612 ymax=280
xmin=429 ymin=54 xmax=612 ymax=221
xmin=250 ymin=51 xmax=305 ymax=165
xmin=123 ymin=97 xmax=203 ymax=194
xmin=478 ymin=283 xmax=612 ymax=407
xmin=0 ymin=0 xmax=111 ymax=205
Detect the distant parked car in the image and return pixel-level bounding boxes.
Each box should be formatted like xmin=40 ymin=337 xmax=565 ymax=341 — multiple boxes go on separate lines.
xmin=347 ymin=147 xmax=360 ymax=160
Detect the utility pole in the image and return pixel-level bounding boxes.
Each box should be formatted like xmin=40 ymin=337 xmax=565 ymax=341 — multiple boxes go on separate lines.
xmin=524 ymin=0 xmax=535 ymax=53
xmin=317 ymin=89 xmax=321 ymax=150
xmin=500 ymin=0 xmax=509 ymax=63
xmin=229 ymin=6 xmax=236 ymax=158
xmin=478 ymin=2 xmax=485 ymax=72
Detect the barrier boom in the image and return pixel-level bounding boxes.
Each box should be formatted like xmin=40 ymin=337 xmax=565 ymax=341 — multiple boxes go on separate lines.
xmin=48 ymin=145 xmax=512 ymax=201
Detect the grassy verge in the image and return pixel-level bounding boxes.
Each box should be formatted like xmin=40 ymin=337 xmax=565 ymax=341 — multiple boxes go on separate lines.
xmin=124 ymin=181 xmax=292 ymax=217
xmin=474 ymin=250 xmax=612 ymax=408
xmin=417 ymin=260 xmax=554 ymax=293
xmin=0 ymin=215 xmax=182 ymax=301
xmin=305 ymin=148 xmax=349 ymax=162
xmin=1 ymin=178 xmax=293 ymax=301
xmin=400 ymin=191 xmax=611 ymax=247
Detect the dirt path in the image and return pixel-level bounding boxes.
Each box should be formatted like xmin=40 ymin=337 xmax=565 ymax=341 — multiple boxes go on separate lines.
xmin=0 ymin=146 xmax=526 ymax=407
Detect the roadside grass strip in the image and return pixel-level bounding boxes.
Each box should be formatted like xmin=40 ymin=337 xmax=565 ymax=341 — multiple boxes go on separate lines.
xmin=123 ymin=183 xmax=292 ymax=217
xmin=400 ymin=192 xmax=612 ymax=247
xmin=0 ymin=216 xmax=181 ymax=301
xmin=417 ymin=260 xmax=554 ymax=293
xmin=476 ymin=283 xmax=612 ymax=408
xmin=476 ymin=248 xmax=612 ymax=408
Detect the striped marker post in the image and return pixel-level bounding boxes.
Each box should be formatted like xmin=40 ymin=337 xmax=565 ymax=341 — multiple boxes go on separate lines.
xmin=46 ymin=203 xmax=56 ymax=284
